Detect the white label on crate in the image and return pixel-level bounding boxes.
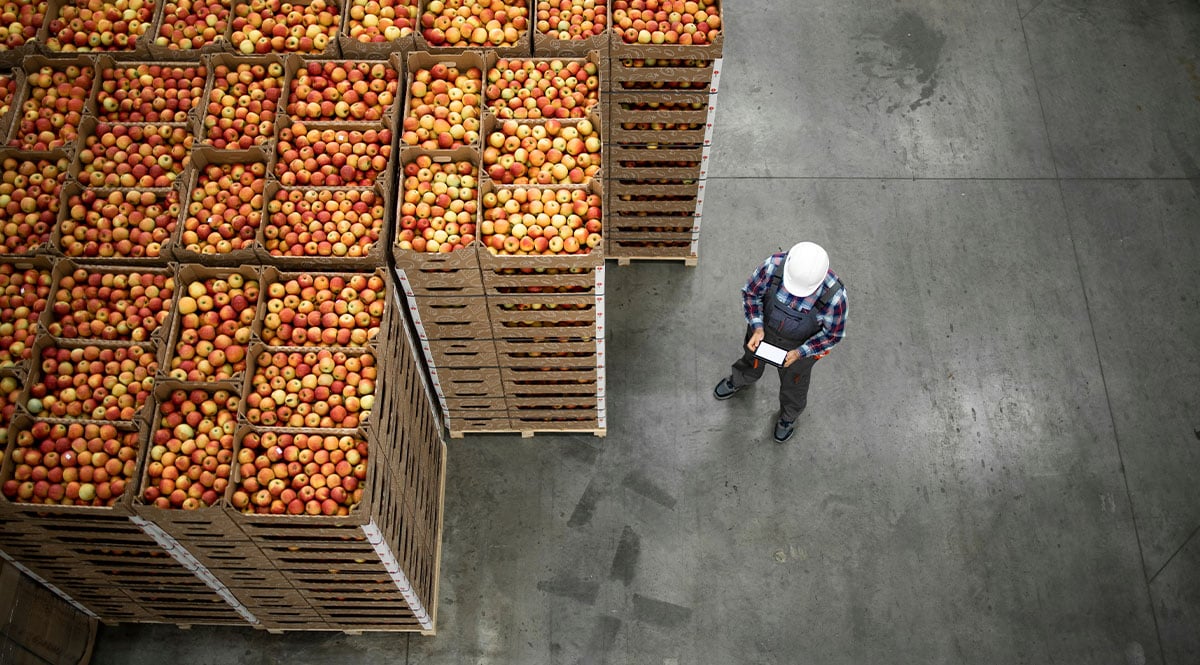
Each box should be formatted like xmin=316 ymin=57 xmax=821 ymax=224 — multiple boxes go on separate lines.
xmin=594 ymin=265 xmax=605 ymax=295
xmin=362 ymin=521 xmax=433 ymax=631
xmin=709 ymin=57 xmax=723 ymax=95
xmin=0 ymin=550 xmax=99 ymax=618
xmin=693 ymin=198 xmax=704 ymax=218
xmin=699 ymin=145 xmax=712 ymax=179
xmin=703 ymin=95 xmax=719 ymax=147
xmin=394 ymin=268 xmax=416 ymax=298
xmin=595 ymin=294 xmax=605 ymax=320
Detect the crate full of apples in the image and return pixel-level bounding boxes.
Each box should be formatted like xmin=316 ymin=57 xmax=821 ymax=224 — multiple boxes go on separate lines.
xmin=0 ymin=153 xmax=72 ymax=257
xmin=148 ymin=0 xmax=235 ymax=57
xmin=0 ymin=0 xmax=45 ymax=66
xmin=41 ymin=262 xmax=177 ymax=345
xmin=73 ymin=117 xmax=195 ymax=189
xmin=478 ymin=179 xmax=603 ymax=259
xmin=197 ymin=54 xmax=286 ymax=151
xmin=229 ymin=0 xmax=341 ymax=55
xmin=610 ymin=0 xmax=722 ymax=57
xmin=42 ymin=0 xmax=158 ymax=53
xmin=481 ymin=114 xmax=602 ymax=186
xmin=174 ymin=149 xmax=270 ymax=266
xmin=261 ymin=181 xmax=389 ymax=268
xmin=0 ymin=259 xmax=53 ymax=377
xmin=532 ymin=0 xmax=607 ymax=57
xmin=401 ymin=50 xmax=484 ymax=152
xmin=417 ymin=0 xmax=529 ymax=58
xmin=283 ymin=55 xmax=403 ymax=126
xmin=239 ymin=345 xmax=377 ymax=429
xmin=338 ymin=0 xmax=417 ymax=57
xmin=92 ymin=58 xmax=208 ymax=125
xmin=137 ymin=385 xmax=239 ymax=510
xmin=54 ymin=182 xmax=181 ymax=263
xmin=483 ymin=52 xmax=602 ymax=120
xmin=394 ymin=147 xmax=479 ymax=257
xmin=274 ymin=120 xmax=396 ymax=188
xmin=606 ymin=90 xmax=712 ymax=145
xmin=6 ymin=57 xmax=96 ymax=153
xmin=160 ymin=264 xmax=262 ymax=385
xmin=257 ymin=268 xmax=387 ymax=349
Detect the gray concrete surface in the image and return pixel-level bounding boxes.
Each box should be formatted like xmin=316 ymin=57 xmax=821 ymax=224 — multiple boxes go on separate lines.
xmin=92 ymin=0 xmax=1200 ymax=662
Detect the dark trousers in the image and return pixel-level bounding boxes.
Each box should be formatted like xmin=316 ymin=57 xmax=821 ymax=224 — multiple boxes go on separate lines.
xmin=729 ymin=326 xmax=818 ymax=422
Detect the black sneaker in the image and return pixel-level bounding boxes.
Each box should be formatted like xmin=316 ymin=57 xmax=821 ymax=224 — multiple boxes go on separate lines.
xmin=713 ymin=378 xmax=740 ymax=400
xmin=773 ymin=418 xmax=795 ymax=443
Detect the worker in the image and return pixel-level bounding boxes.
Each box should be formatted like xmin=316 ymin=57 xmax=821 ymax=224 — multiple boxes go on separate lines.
xmin=713 ymin=241 xmax=848 ymax=443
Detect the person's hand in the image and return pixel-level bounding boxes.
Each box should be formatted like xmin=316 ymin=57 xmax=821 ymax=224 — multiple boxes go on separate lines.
xmin=746 ymin=328 xmax=764 ymax=352
xmin=783 ymin=349 xmax=801 ymax=367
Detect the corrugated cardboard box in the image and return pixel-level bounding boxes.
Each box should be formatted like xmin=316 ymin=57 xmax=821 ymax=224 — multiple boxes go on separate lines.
xmin=0 ymin=561 xmax=97 ymax=665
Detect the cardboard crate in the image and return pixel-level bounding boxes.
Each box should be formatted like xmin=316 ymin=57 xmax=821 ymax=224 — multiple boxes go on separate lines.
xmin=428 ymin=365 xmax=503 ymax=398
xmin=420 ymin=338 xmax=498 ymax=367
xmin=608 ymin=178 xmax=702 ymax=198
xmin=478 ymin=109 xmax=603 ymax=186
xmin=337 ymin=0 xmax=418 ymax=58
xmin=227 ymin=0 xmax=343 ymax=58
xmin=482 ymin=50 xmax=602 ymax=119
xmin=608 ymin=0 xmax=724 ymax=60
xmin=486 ymin=292 xmax=597 ymax=339
xmin=38 ymin=0 xmax=157 ymax=57
xmin=443 ymin=397 xmax=507 ymax=419
xmin=16 ymin=339 xmax=163 ymax=427
xmin=501 ymin=365 xmax=597 ymax=393
xmin=238 ymin=344 xmax=378 ymax=430
xmin=480 ymin=264 xmax=599 ymax=296
xmin=53 ymin=181 xmax=181 ymax=264
xmin=146 ymin=0 xmax=237 ymax=59
xmin=0 ymin=25 xmax=43 ymax=70
xmin=531 ymin=11 xmax=607 ymax=58
xmin=405 ymin=294 xmax=491 ymax=340
xmin=89 ymin=56 xmax=208 ymax=125
xmin=608 ymin=191 xmax=700 ymax=215
xmin=605 ymin=55 xmax=719 ymax=93
xmin=391 ymin=245 xmax=486 ymax=298
xmin=0 ymin=560 xmax=99 ymax=665
xmin=413 ymin=2 xmax=531 ymax=59
xmin=606 ymin=232 xmax=697 ymax=262
xmin=158 ymin=263 xmax=265 ymax=385
xmin=493 ymin=337 xmax=598 ymax=366
xmin=475 ymin=182 xmax=606 ymax=268
xmin=260 ymin=181 xmax=391 ymax=269
xmin=0 ymin=257 xmax=55 ymax=379
xmin=445 ymin=414 xmax=511 ymax=435
xmin=194 ymin=53 xmax=287 ymax=152
xmin=38 ymin=261 xmax=177 ymax=346
xmin=398 ymin=50 xmax=482 ymax=152
xmin=256 ymin=266 xmax=390 ymax=349
xmin=4 ymin=56 xmax=98 ymax=154
xmin=283 ymin=53 xmax=404 ymax=126
xmin=0 ymin=69 xmax=25 ymax=142
xmin=605 ymin=142 xmax=709 ymax=179
xmin=275 ymin=116 xmax=397 ymax=189
xmin=607 ymin=91 xmax=714 ymax=145
xmin=0 ymin=150 xmax=73 ymax=258
xmin=70 ymin=116 xmax=195 ymax=190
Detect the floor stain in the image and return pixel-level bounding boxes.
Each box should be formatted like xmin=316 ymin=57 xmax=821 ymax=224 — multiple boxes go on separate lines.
xmin=621 ymin=471 xmax=677 ymax=510
xmin=631 ymin=594 xmax=693 ymax=628
xmin=568 ymin=479 xmax=602 ymax=528
xmin=535 ymin=577 xmax=600 ymax=605
xmin=609 ymin=525 xmax=641 ymax=586
xmin=854 ymin=11 xmax=948 ymax=114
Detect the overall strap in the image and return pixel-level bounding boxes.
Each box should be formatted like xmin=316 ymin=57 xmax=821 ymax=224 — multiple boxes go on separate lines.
xmin=814 ymin=278 xmax=844 ymax=311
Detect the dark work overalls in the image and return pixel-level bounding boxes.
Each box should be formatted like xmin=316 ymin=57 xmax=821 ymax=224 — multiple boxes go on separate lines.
xmin=729 ymin=271 xmax=839 ymax=422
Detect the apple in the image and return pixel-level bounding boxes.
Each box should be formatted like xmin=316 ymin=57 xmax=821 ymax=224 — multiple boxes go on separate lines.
xmin=243 ymin=349 xmax=376 ymax=429
xmin=1 ymin=420 xmax=140 ymax=506
xmin=420 ymin=0 xmax=527 ymax=48
xmin=0 ymin=155 xmax=71 ymax=254
xmin=44 ymin=0 xmax=155 ymax=52
xmin=26 ymin=344 xmax=157 ymax=421
xmin=9 ymin=63 xmax=93 ymax=151
xmin=396 ymin=156 xmax=477 ymax=254
xmin=167 ymin=273 xmax=260 ymax=382
xmin=60 ymin=188 xmax=180 ymax=260
xmin=401 ymin=62 xmax=481 ymax=150
xmin=229 ymin=0 xmax=339 ymax=54
xmin=142 ymin=388 xmax=238 ymax=509
xmin=287 ymin=60 xmax=399 ymax=123
xmin=344 ymin=0 xmax=416 ymax=43
xmin=0 ymin=265 xmax=51 ymax=371
xmin=612 ymin=0 xmax=720 ymax=45
xmin=181 ymin=162 xmax=266 ymax=256
xmin=264 ymin=188 xmax=385 ymax=259
xmin=535 ymin=0 xmax=606 ymax=41
xmin=203 ymin=61 xmax=283 ymax=149
xmin=260 ymin=273 xmax=386 ymax=347
xmin=155 ymin=0 xmax=231 ymax=50
xmin=481 ymin=185 xmax=601 ymax=255
xmin=46 ymin=267 xmax=175 ymax=343
xmin=96 ymin=64 xmax=207 ymax=124
xmin=0 ymin=0 xmax=44 ymax=49
xmin=0 ymin=74 xmax=16 ymax=122
xmin=275 ymin=123 xmax=393 ymax=187
xmin=483 ymin=117 xmax=601 ymax=185
xmin=485 ymin=57 xmax=600 ymax=120
xmin=77 ymin=123 xmax=194 ymax=188
xmin=232 ymin=431 xmax=367 ymax=515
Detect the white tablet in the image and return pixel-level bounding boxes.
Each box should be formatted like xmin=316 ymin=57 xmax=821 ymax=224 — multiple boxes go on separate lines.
xmin=753 ymin=340 xmax=789 ymax=367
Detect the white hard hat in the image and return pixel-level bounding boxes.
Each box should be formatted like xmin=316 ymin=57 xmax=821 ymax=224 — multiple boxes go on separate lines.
xmin=783 ymin=242 xmax=829 ymax=296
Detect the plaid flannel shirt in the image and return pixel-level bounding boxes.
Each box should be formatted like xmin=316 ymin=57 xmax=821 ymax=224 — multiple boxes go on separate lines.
xmin=742 ymin=252 xmax=848 ymax=357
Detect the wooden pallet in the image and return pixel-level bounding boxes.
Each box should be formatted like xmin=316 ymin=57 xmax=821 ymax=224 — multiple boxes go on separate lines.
xmin=610 ymin=255 xmax=697 ymax=267
xmin=448 ymin=428 xmax=607 ymax=439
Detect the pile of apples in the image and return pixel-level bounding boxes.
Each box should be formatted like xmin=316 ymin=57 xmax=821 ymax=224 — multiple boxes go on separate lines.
xmin=166 ymin=273 xmax=259 ymax=382
xmin=9 ymin=64 xmax=93 ymax=151
xmin=484 ymin=118 xmax=601 ymax=185
xmin=485 ymin=58 xmax=599 ymax=119
xmin=287 ymin=60 xmax=399 ymax=123
xmin=25 ymin=344 xmax=158 ymax=421
xmin=59 ymin=189 xmax=180 ymax=260
xmin=344 ymin=0 xmax=416 ymax=44
xmin=396 ymin=157 xmax=477 ymax=254
xmin=401 ymin=62 xmax=481 ymax=150
xmin=0 ymin=264 xmax=51 ymax=372
xmin=264 ymin=188 xmax=385 ymax=259
xmin=96 ymin=64 xmax=207 ymax=124
xmin=420 ymin=0 xmax=527 ymax=47
xmin=77 ymin=123 xmax=194 ymax=188
xmin=0 ymin=0 xmax=45 ymax=49
xmin=204 ymin=61 xmax=283 ymax=149
xmin=141 ymin=388 xmax=237 ymax=509
xmin=230 ymin=0 xmax=338 ymax=54
xmin=480 ymin=186 xmax=601 ymax=254
xmin=154 ymin=0 xmax=231 ymax=51
xmin=181 ymin=161 xmax=266 ymax=256
xmin=275 ymin=123 xmax=393 ymax=187
xmin=231 ymin=430 xmax=368 ymax=515
xmin=0 ymin=156 xmax=70 ymax=255
xmin=46 ymin=268 xmax=175 ymax=343
xmin=535 ymin=0 xmax=606 ymax=41
xmin=1 ymin=421 xmax=141 ymax=506
xmin=243 ymin=349 xmax=376 ymax=428
xmin=260 ymin=272 xmax=385 ymax=347
xmin=44 ymin=0 xmax=156 ymax=52
xmin=612 ymin=0 xmax=720 ymax=45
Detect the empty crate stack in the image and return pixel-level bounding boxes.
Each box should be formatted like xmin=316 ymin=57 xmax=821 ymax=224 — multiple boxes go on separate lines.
xmin=604 ymin=0 xmax=722 ymax=264
xmin=0 ymin=45 xmax=446 ymax=633
xmin=392 ymin=46 xmax=606 ymax=438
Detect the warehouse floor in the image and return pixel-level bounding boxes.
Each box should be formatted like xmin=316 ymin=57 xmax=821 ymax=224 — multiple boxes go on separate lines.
xmin=93 ymin=0 xmax=1200 ymax=663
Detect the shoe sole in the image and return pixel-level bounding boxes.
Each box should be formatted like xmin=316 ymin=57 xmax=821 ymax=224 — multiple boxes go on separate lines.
xmin=773 ymin=426 xmax=795 ymax=443
xmin=713 ymin=391 xmax=737 ymax=401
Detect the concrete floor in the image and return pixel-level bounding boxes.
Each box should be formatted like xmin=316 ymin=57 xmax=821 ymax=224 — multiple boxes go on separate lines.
xmin=93 ymin=0 xmax=1200 ymax=663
